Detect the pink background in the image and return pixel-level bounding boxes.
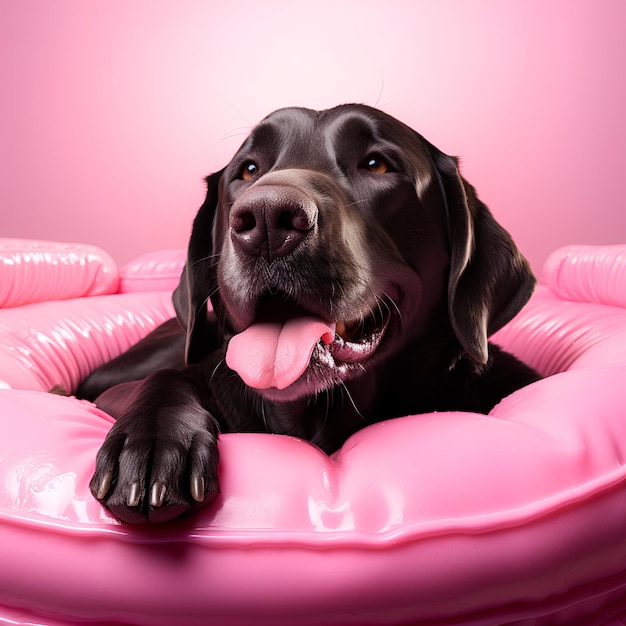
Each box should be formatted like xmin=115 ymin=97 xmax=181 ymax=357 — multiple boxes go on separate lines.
xmin=1 ymin=0 xmax=625 ymax=271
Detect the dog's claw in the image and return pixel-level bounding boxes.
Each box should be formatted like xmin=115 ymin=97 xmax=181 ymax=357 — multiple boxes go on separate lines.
xmin=191 ymin=475 xmax=205 ymax=503
xmin=91 ymin=471 xmax=113 ymax=501
xmin=150 ymin=482 xmax=167 ymax=508
xmin=127 ymin=482 xmax=141 ymax=507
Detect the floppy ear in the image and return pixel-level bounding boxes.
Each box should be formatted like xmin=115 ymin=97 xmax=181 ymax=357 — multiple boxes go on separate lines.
xmin=172 ymin=169 xmax=225 ymax=365
xmin=429 ymin=150 xmax=536 ymax=364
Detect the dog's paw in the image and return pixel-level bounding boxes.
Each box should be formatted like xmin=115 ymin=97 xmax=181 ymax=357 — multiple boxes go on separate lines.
xmin=90 ymin=409 xmax=220 ymax=524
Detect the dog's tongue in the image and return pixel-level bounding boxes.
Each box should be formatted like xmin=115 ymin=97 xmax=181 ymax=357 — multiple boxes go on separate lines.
xmin=226 ymin=317 xmax=335 ymax=390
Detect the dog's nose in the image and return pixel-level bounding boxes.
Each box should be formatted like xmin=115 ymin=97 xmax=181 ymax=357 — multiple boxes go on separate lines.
xmin=230 ymin=185 xmax=318 ymax=260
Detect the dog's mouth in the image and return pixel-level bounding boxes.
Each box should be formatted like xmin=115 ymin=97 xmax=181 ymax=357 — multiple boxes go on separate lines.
xmin=225 ymin=294 xmax=389 ymax=395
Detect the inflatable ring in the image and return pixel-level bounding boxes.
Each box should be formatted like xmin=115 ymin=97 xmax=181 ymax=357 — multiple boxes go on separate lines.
xmin=1 ymin=240 xmax=626 ymax=625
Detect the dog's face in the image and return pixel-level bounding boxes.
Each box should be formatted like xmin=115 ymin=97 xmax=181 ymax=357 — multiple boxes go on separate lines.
xmin=175 ymin=104 xmax=535 ymax=402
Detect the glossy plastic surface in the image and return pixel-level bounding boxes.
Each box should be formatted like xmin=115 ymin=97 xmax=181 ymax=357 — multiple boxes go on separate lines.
xmin=542 ymin=244 xmax=626 ymax=308
xmin=0 ymin=238 xmax=119 ymax=308
xmin=118 ymin=248 xmax=185 ymax=294
xmin=0 ymin=243 xmax=626 ymax=625
xmin=0 ymin=292 xmax=175 ymax=393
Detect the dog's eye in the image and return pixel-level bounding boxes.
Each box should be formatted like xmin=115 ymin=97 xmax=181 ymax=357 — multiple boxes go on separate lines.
xmin=362 ymin=155 xmax=389 ymax=174
xmin=241 ymin=161 xmax=259 ymax=180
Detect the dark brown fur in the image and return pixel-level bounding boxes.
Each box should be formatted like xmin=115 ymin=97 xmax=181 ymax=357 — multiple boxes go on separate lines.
xmin=78 ymin=105 xmax=541 ymax=524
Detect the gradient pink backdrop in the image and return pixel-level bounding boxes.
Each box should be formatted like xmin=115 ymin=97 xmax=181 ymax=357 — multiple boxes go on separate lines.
xmin=1 ymin=0 xmax=625 ymax=271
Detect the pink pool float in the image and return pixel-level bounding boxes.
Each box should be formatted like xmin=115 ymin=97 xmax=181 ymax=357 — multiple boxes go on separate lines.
xmin=1 ymin=239 xmax=626 ymax=625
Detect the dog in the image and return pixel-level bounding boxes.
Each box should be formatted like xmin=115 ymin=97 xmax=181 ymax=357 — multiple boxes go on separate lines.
xmin=78 ymin=104 xmax=541 ymax=524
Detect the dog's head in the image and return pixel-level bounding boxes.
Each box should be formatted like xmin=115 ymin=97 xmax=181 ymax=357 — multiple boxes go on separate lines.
xmin=174 ymin=104 xmax=535 ymax=401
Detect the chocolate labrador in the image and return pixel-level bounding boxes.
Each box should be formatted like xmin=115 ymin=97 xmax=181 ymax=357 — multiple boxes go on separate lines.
xmin=78 ymin=104 xmax=541 ymax=524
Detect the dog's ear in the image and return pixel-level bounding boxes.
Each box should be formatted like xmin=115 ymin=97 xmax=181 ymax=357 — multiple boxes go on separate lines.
xmin=428 ymin=150 xmax=536 ymax=364
xmin=173 ymin=169 xmax=224 ymax=365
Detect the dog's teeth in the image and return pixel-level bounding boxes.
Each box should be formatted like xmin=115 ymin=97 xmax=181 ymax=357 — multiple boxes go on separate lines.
xmin=336 ymin=321 xmax=347 ymax=338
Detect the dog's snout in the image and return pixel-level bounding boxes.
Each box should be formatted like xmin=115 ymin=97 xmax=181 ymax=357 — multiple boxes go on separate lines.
xmin=230 ymin=185 xmax=317 ymax=260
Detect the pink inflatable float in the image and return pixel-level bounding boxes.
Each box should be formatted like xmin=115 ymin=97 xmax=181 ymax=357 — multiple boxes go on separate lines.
xmin=1 ymin=239 xmax=626 ymax=625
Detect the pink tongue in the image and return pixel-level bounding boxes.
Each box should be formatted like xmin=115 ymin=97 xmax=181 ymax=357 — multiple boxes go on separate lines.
xmin=226 ymin=317 xmax=336 ymax=390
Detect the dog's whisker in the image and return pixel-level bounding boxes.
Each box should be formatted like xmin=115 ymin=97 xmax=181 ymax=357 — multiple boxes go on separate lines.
xmin=208 ymin=359 xmax=225 ymax=388
xmin=345 ymin=198 xmax=369 ymax=209
xmin=382 ymin=291 xmax=403 ymax=326
xmin=205 ymin=286 xmax=220 ymax=303
xmin=190 ymin=253 xmax=222 ymax=270
xmin=218 ymin=129 xmax=253 ymax=142
xmin=339 ymin=383 xmax=367 ymax=423
xmin=375 ymin=297 xmax=391 ymax=329
xmin=224 ymin=103 xmax=255 ymax=129
xmin=313 ymin=389 xmax=332 ymax=436
xmin=373 ymin=72 xmax=386 ymax=109
xmin=260 ymin=400 xmax=269 ymax=433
